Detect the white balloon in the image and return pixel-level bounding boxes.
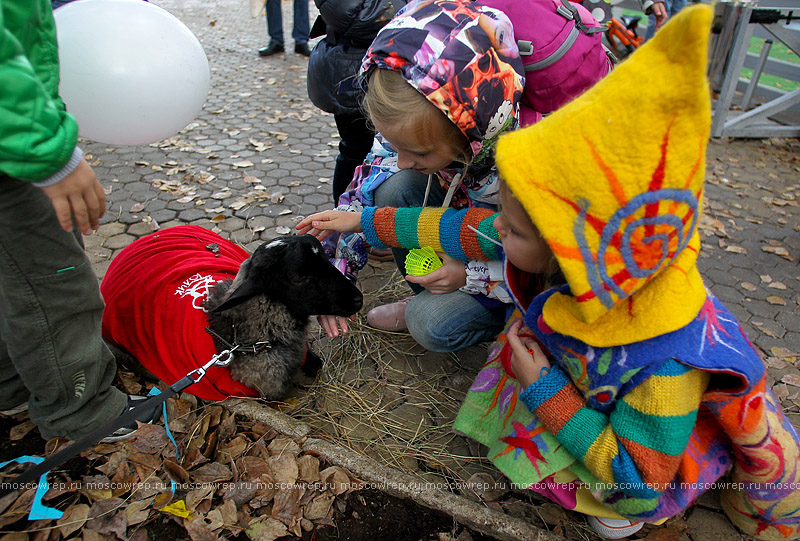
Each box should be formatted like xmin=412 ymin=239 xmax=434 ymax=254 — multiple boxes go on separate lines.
xmin=54 ymin=0 xmax=210 ymax=145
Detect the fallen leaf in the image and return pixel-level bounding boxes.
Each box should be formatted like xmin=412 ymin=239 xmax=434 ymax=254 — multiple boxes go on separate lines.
xmin=86 ymin=498 xmax=127 ymax=538
xmin=184 ymin=512 xmax=218 ymax=541
xmin=771 ymin=347 xmax=798 ymax=362
xmin=130 ymin=202 xmax=145 ymax=213
xmin=230 ymin=198 xmax=253 ymax=211
xmin=765 ymin=356 xmax=788 ymax=369
xmin=740 ymin=282 xmax=757 ymax=291
xmin=275 ymin=226 xmax=291 ymax=235
xmin=762 ymin=245 xmax=794 ymax=261
xmin=161 ymin=499 xmax=193 ymax=519
xmin=725 ymin=245 xmax=747 ymax=254
xmin=164 ymin=458 xmax=190 ymax=484
xmin=297 ymin=455 xmax=320 ymax=484
xmin=767 ymin=281 xmax=787 ymax=290
xmin=268 ymin=437 xmax=302 ymax=457
xmin=246 ymin=516 xmax=287 ymax=541
xmin=9 ymin=420 xmax=36 ymax=441
xmin=319 ymin=466 xmax=352 ymax=496
xmin=267 ymin=454 xmax=298 ymax=485
xmin=128 ymin=423 xmax=170 ymax=454
xmin=759 ymin=326 xmax=781 ymax=338
xmin=191 ymin=462 xmax=233 ymax=484
xmin=233 ymin=161 xmax=254 ymax=168
xmin=220 ymin=481 xmax=259 ymax=506
xmin=125 ymin=499 xmax=152 ymax=526
xmin=244 ymin=175 xmax=261 ymax=183
xmin=760 ymin=274 xmax=773 ymax=283
xmin=303 ymin=493 xmax=333 ymax=520
xmin=58 ymin=503 xmax=90 ymax=537
xmin=271 ymin=486 xmax=304 ymax=528
xmin=81 ymin=474 xmax=113 ymax=501
xmin=767 ymin=296 xmax=787 ymax=306
xmin=773 ymin=383 xmax=790 ymax=400
xmin=270 ymin=192 xmax=284 ymax=204
xmin=781 ymin=374 xmax=800 ymax=387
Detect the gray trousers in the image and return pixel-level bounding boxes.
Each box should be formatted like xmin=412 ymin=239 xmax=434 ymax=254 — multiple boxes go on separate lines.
xmin=0 ymin=176 xmax=126 ymax=440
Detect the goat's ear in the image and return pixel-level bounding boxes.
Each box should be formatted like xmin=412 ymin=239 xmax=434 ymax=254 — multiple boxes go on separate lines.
xmin=211 ymin=258 xmax=261 ymax=312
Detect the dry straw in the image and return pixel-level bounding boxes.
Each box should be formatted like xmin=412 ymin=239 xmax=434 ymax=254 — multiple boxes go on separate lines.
xmin=288 ymin=265 xmax=497 ymax=485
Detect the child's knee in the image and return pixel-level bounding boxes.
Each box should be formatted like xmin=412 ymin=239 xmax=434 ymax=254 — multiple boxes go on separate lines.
xmin=373 ymin=169 xmax=431 ymax=207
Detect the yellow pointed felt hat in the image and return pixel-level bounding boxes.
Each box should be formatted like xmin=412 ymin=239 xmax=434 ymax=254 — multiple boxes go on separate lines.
xmin=495 ymin=4 xmax=713 ymax=344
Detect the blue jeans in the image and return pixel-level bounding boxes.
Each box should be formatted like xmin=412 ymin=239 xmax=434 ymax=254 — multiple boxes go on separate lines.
xmin=373 ymin=169 xmax=506 ymax=352
xmin=265 ymin=0 xmax=309 ymax=46
xmin=644 ymin=0 xmax=686 ymax=41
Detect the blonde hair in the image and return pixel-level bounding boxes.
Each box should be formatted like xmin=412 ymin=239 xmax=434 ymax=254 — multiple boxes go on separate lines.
xmin=363 ymin=69 xmax=471 ymax=164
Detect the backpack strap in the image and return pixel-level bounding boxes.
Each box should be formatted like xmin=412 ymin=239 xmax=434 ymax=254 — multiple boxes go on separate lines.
xmin=557 ymin=0 xmax=604 ymax=35
xmin=519 ymin=0 xmax=603 ymax=68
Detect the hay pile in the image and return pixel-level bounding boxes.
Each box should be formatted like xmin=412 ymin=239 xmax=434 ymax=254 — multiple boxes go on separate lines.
xmin=288 ymin=263 xmax=499 ymax=488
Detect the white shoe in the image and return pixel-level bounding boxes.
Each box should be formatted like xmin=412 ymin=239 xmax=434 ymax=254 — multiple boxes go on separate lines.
xmin=587 ymin=516 xmax=644 ymax=539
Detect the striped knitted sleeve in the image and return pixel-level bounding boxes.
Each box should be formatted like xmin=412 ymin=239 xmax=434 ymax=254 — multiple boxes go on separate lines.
xmin=361 ymin=206 xmax=502 ymax=262
xmin=519 ymin=360 xmax=709 ymax=499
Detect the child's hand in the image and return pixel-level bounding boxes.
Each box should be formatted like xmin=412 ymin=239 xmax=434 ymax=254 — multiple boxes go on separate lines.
xmin=507 ymin=320 xmax=551 ymax=388
xmin=316 ymin=314 xmax=354 ymax=338
xmin=406 ymin=253 xmax=466 ymax=294
xmin=296 ymin=210 xmax=362 ymax=240
xmin=41 ymin=158 xmax=106 ymax=235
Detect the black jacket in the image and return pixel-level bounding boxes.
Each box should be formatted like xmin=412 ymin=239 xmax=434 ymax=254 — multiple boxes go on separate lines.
xmin=307 ymin=0 xmax=407 ymax=115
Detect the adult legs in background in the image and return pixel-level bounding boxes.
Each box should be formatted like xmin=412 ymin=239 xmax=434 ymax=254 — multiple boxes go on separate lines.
xmin=0 ymin=177 xmax=127 ymax=440
xmin=644 ymin=0 xmax=686 ymax=41
xmin=291 ymin=0 xmax=310 ymax=47
xmin=258 ymin=0 xmax=286 ymax=55
xmin=333 ymin=113 xmax=376 ymax=203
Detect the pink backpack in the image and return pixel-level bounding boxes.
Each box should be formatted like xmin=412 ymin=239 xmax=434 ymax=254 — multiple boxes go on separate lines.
xmin=479 ymin=0 xmax=612 ymax=126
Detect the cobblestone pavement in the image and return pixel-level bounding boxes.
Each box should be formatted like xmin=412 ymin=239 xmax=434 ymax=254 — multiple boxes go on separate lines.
xmin=81 ymin=0 xmax=800 ymax=539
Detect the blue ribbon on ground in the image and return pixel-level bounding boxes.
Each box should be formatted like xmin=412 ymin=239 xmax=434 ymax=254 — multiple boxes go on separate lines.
xmin=0 ymin=456 xmax=63 ymax=520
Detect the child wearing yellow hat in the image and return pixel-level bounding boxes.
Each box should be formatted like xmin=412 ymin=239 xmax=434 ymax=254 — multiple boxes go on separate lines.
xmin=299 ymin=5 xmax=800 ymax=538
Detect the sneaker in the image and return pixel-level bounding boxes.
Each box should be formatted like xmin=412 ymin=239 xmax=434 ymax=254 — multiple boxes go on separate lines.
xmin=0 ymin=402 xmax=28 ymax=416
xmin=100 ymin=395 xmax=162 ymax=443
xmin=587 ymin=516 xmax=644 ymax=539
xmin=294 ymin=42 xmax=311 ymax=56
xmin=366 ymin=297 xmax=412 ymax=331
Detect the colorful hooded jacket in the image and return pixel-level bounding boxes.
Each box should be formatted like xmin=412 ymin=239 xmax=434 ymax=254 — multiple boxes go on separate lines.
xmin=325 ymin=0 xmax=524 ymax=290
xmin=358 ymin=7 xmax=800 ymax=539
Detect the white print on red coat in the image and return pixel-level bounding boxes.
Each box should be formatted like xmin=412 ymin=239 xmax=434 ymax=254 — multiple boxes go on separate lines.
xmin=175 ymin=273 xmax=219 ymax=311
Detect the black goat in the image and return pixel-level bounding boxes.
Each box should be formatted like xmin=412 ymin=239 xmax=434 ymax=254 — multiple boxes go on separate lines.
xmin=204 ymin=235 xmax=363 ymax=399
xmin=101 ymin=226 xmax=362 ymax=401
